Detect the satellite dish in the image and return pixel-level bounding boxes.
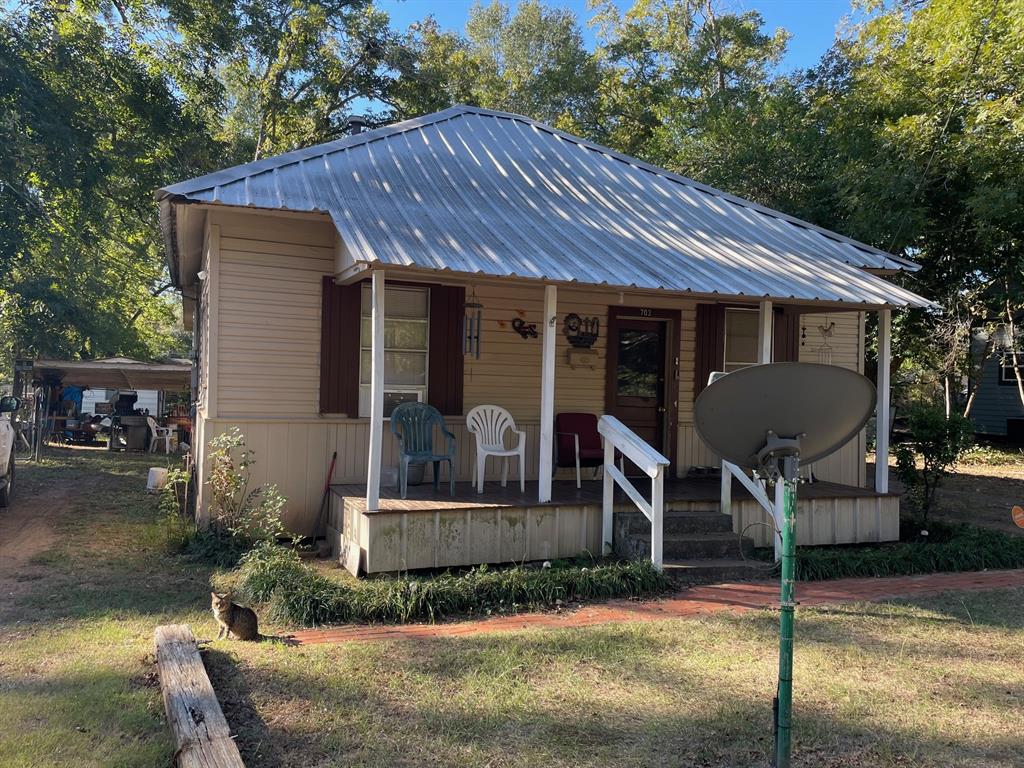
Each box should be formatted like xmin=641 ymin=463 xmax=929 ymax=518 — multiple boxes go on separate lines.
xmin=694 ymin=362 xmax=876 ymax=471
xmin=693 ymin=362 xmax=876 ymax=768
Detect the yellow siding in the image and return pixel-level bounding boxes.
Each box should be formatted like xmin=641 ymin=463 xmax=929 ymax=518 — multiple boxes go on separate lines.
xmin=211 ymin=210 xmax=335 ymax=419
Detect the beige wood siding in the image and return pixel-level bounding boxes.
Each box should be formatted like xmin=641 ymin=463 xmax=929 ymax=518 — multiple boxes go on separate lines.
xmin=210 ymin=210 xmax=335 ymax=418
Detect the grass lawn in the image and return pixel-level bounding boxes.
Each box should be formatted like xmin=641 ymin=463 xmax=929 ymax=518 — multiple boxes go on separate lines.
xmin=1 ymin=449 xmax=1023 ymax=767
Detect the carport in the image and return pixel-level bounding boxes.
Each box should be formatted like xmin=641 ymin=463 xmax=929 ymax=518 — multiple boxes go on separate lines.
xmin=28 ymin=357 xmax=192 ymax=459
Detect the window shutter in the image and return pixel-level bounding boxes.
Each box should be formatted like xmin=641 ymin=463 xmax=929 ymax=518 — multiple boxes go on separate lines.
xmin=427 ymin=285 xmax=465 ymax=415
xmin=694 ymin=303 xmax=725 ymax=396
xmin=773 ymin=307 xmax=802 ymax=363
xmin=320 ymin=276 xmax=361 ymax=415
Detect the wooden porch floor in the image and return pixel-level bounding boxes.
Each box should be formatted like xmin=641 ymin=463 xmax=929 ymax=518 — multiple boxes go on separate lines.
xmin=331 ymin=476 xmax=890 ymax=515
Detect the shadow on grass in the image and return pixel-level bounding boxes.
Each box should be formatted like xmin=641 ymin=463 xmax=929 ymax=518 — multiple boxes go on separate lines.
xmin=206 ymin=624 xmax=1024 ymax=768
xmin=203 ymin=647 xmax=283 ymax=767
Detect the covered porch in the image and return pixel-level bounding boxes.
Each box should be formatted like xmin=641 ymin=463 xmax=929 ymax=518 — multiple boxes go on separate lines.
xmin=329 ymin=475 xmax=899 ymax=575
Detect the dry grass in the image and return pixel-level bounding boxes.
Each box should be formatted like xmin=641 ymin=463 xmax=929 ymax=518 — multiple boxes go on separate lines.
xmin=1 ymin=449 xmax=1023 ymax=767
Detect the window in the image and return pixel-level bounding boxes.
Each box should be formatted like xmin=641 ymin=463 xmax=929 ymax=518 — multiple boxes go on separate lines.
xmin=358 ymin=285 xmax=429 ymax=417
xmin=723 ymin=308 xmax=759 ymax=372
xmin=999 ymin=360 xmax=1024 ymax=386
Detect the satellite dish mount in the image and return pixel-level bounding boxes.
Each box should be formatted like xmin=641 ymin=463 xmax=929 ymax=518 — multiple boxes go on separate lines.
xmin=694 ymin=363 xmax=876 ymax=768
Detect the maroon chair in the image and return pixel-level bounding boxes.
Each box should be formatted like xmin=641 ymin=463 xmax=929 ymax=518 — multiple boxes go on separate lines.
xmin=554 ymin=412 xmax=604 ymax=488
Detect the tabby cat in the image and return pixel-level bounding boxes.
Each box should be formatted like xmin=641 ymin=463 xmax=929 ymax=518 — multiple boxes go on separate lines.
xmin=210 ymin=592 xmax=260 ymax=641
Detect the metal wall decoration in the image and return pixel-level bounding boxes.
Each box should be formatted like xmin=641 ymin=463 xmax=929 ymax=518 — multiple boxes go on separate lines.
xmin=511 ymin=318 xmax=538 ymax=338
xmin=463 ymin=290 xmax=482 ymax=358
xmin=815 ymin=320 xmax=835 ymax=365
xmin=562 ymin=313 xmax=600 ymax=348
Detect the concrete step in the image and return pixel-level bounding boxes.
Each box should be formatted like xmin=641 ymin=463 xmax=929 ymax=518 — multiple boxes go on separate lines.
xmin=623 ymin=510 xmax=732 ymax=535
xmin=663 ymin=558 xmax=774 ymax=585
xmin=634 ymin=532 xmax=754 ymax=560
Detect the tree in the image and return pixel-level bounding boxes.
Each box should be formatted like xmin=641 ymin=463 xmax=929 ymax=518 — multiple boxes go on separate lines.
xmin=834 ymin=0 xmax=1024 ymax=411
xmin=0 ymin=3 xmax=207 ymax=365
xmin=392 ymin=1 xmax=601 ymax=134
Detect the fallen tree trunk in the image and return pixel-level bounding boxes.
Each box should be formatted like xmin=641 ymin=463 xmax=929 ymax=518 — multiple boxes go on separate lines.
xmin=154 ymin=624 xmax=245 ymax=768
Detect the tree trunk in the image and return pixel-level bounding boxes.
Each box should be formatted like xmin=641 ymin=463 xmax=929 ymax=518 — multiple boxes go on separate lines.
xmin=1006 ymin=293 xmax=1024 ymax=409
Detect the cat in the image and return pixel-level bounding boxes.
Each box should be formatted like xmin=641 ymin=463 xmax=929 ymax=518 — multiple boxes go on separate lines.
xmin=210 ymin=592 xmax=260 ymax=641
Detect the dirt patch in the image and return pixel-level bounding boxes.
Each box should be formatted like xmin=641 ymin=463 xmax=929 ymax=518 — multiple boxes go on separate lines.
xmin=0 ymin=447 xmax=155 ymax=619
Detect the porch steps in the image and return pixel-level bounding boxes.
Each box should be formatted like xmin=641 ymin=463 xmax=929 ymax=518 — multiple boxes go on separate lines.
xmin=616 ymin=508 xmax=762 ymax=583
xmin=662 ymin=558 xmax=773 ymax=585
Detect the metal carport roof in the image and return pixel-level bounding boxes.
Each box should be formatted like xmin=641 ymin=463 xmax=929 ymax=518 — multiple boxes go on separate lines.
xmin=33 ymin=357 xmax=192 ymax=390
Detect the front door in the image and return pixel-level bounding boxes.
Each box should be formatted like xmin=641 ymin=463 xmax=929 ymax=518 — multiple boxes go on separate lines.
xmin=607 ymin=317 xmax=668 ymax=462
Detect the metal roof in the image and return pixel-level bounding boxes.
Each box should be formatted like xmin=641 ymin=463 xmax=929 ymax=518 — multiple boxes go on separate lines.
xmin=34 ymin=357 xmax=192 ymax=390
xmin=158 ymin=106 xmax=931 ymax=308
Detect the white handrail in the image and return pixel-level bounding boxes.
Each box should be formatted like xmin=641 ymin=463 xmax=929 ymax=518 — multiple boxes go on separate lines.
xmin=598 ymin=415 xmax=670 ymax=570
xmin=721 ymin=459 xmax=782 ymax=561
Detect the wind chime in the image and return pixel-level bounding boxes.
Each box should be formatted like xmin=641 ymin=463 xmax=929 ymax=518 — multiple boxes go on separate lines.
xmin=463 ymin=288 xmax=482 ymax=358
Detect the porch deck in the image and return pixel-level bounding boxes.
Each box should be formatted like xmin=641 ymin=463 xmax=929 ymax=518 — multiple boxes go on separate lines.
xmin=330 ymin=477 xmax=888 ymax=514
xmin=328 ymin=477 xmax=899 ymax=575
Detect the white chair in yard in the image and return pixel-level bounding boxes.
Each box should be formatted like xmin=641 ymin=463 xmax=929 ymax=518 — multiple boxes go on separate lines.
xmin=146 ymin=416 xmax=173 ymax=454
xmin=466 ymin=405 xmax=526 ymax=493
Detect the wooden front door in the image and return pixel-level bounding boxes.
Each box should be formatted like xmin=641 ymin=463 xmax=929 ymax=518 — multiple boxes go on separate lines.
xmin=606 ymin=308 xmax=679 ymax=468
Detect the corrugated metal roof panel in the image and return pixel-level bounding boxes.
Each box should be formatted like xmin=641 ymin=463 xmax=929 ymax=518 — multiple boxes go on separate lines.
xmin=158 ymin=106 xmax=932 ymax=308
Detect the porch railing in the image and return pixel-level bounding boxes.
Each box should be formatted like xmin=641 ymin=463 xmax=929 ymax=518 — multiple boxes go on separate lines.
xmin=598 ymin=415 xmax=670 ymax=571
xmin=721 ymin=459 xmax=782 ymax=561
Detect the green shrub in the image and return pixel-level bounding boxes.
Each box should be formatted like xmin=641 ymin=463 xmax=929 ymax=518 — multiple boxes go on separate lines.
xmin=231 ymin=551 xmax=670 ymax=627
xmin=792 ymin=522 xmax=1024 ymax=581
xmin=207 ymin=428 xmax=292 ymax=549
xmin=893 ymin=406 xmax=973 ymax=523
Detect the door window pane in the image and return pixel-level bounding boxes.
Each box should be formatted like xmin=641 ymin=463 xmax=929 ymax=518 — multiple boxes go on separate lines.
xmin=617 ymin=329 xmax=660 ymax=398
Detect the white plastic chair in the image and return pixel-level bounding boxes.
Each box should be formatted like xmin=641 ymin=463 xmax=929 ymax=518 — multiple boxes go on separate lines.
xmin=146 ymin=416 xmax=173 ymax=454
xmin=466 ymin=405 xmax=526 ymax=493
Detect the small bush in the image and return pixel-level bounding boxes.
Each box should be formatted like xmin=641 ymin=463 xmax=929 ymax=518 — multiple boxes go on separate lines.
xmin=230 ymin=550 xmax=670 ymax=627
xmin=894 ymin=406 xmax=973 ymax=523
xmin=791 ymin=522 xmax=1024 ymax=581
xmin=206 ymin=428 xmax=292 ymax=552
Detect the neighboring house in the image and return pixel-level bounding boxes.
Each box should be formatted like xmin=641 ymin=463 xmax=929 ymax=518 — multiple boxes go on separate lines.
xmin=157 ymin=106 xmax=931 ymax=574
xmin=971 ymin=353 xmax=1024 ymax=442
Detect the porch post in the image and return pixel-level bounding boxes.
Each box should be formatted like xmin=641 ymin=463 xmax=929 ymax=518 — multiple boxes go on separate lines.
xmin=758 ymin=299 xmax=773 ymax=364
xmin=366 ymin=270 xmax=386 ymax=511
xmin=875 ymin=308 xmax=891 ymax=493
xmin=538 ymin=284 xmax=557 ymax=503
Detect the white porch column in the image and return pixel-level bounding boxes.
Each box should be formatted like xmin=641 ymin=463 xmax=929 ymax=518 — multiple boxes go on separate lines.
xmin=758 ymin=299 xmax=773 ymax=364
xmin=366 ymin=270 xmax=386 ymax=511
xmin=875 ymin=309 xmax=891 ymax=493
xmin=538 ymin=284 xmax=557 ymax=503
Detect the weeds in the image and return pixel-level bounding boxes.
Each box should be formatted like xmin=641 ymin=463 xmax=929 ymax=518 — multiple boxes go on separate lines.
xmin=229 ymin=545 xmax=670 ymax=626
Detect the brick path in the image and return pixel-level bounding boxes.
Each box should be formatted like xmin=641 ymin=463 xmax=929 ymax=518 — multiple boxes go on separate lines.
xmin=288 ymin=569 xmax=1024 ymax=646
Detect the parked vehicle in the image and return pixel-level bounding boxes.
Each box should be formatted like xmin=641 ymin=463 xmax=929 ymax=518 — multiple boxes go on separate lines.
xmin=0 ymin=395 xmax=21 ymax=507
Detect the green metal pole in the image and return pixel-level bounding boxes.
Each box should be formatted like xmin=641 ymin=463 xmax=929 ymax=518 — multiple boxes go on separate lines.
xmin=775 ymin=462 xmax=798 ymax=768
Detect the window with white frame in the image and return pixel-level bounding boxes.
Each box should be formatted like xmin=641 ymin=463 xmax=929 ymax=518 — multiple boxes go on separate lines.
xmin=359 ymin=284 xmax=429 ymax=417
xmin=723 ymin=308 xmax=759 ymax=372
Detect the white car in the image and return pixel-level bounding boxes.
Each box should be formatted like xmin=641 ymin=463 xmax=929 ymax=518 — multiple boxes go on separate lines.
xmin=0 ymin=396 xmax=20 ymax=507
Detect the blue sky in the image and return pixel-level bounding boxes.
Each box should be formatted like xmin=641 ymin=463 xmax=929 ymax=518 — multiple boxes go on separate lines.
xmin=379 ymin=0 xmax=856 ymax=73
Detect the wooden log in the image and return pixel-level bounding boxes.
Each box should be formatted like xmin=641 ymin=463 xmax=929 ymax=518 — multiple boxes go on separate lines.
xmin=154 ymin=624 xmax=245 ymax=768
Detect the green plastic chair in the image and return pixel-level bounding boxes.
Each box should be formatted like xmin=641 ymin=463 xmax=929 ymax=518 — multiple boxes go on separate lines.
xmin=389 ymin=402 xmax=456 ymax=498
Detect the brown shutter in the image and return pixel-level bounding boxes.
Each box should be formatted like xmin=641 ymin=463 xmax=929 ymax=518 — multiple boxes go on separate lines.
xmin=427 ymin=285 xmax=465 ymax=415
xmin=773 ymin=307 xmax=802 ymax=363
xmin=694 ymin=303 xmax=725 ymax=395
xmin=320 ymin=276 xmax=362 ymax=415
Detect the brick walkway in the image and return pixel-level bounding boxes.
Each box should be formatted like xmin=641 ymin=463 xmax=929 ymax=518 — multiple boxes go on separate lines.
xmin=288 ymin=569 xmax=1024 ymax=646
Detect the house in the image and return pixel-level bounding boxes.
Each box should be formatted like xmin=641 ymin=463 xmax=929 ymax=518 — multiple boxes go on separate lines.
xmin=970 ymin=328 xmax=1024 ymax=442
xmin=157 ymin=106 xmax=931 ymax=575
